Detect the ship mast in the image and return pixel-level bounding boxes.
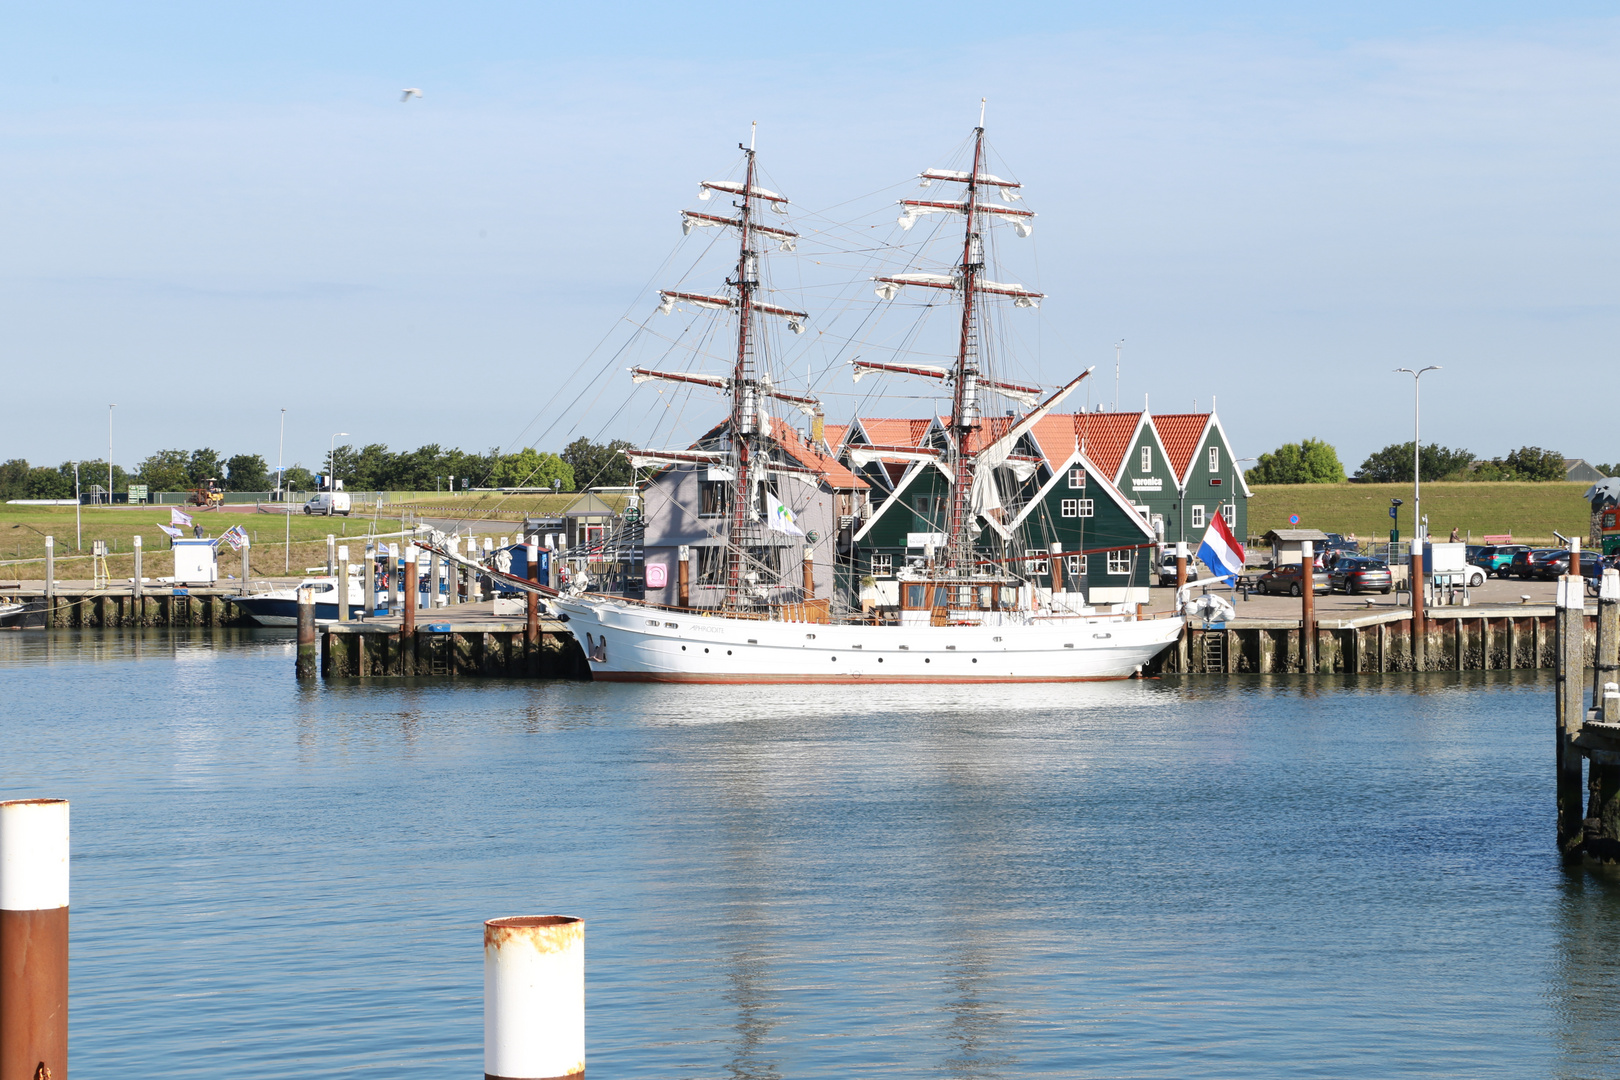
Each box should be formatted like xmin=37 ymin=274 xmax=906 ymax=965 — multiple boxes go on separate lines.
xmin=943 ymin=123 xmax=986 ymax=575
xmin=725 ymin=136 xmax=761 ymax=610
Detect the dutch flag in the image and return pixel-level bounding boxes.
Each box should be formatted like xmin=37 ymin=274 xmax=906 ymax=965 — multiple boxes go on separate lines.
xmin=1196 ymin=510 xmax=1246 ymax=583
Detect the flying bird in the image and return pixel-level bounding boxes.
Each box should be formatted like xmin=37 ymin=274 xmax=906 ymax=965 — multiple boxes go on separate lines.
xmin=401 ymin=88 xmax=423 ymax=102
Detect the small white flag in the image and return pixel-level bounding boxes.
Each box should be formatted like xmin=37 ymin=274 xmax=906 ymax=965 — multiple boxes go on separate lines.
xmin=170 ymin=507 xmax=193 ymax=527
xmin=157 ymin=523 xmax=183 ymax=538
xmin=766 ymin=494 xmax=805 ymax=536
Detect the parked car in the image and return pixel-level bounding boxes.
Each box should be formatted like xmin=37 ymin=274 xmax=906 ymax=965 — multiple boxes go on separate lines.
xmin=1157 ymin=552 xmax=1201 ymax=587
xmin=1587 ymin=554 xmax=1618 ymax=595
xmin=1541 ymin=550 xmax=1600 ymax=579
xmin=1475 ymin=544 xmax=1528 ymax=577
xmin=1329 ymin=557 xmax=1393 ymax=594
xmin=1509 ymin=548 xmax=1561 ymax=579
xmin=1529 ymin=549 xmax=1571 ymax=580
xmin=1254 ymin=563 xmax=1331 ymax=596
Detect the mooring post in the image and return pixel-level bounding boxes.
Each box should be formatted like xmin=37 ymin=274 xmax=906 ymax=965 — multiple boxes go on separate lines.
xmin=485 ymin=916 xmax=585 ymax=1080
xmin=1586 ymin=568 xmax=1620 ymax=861
xmin=525 ymin=541 xmax=540 ymax=667
xmin=1412 ymin=538 xmax=1427 ymax=670
xmin=1300 ymin=540 xmax=1317 ymax=672
xmin=1597 ymin=569 xmax=1620 ymax=721
xmin=296 ymin=585 xmax=318 ymax=679
xmin=44 ymin=536 xmax=54 ymax=605
xmin=240 ymin=536 xmax=251 ymax=594
xmin=805 ymin=546 xmax=818 ymax=600
xmin=678 ymin=544 xmax=691 ymax=608
xmin=429 ymin=549 xmax=442 ymax=611
xmin=1557 ymin=574 xmax=1587 ymax=854
xmin=1047 ymin=543 xmax=1062 ymax=597
xmin=326 ymin=534 xmax=336 ymax=577
xmin=1175 ymin=541 xmax=1188 ymax=593
xmin=133 ymin=534 xmax=143 ymax=603
xmin=337 ymin=545 xmax=350 ymax=623
xmin=0 ymin=798 xmax=70 ymax=1080
xmin=402 ymin=546 xmax=418 ymax=636
xmin=446 ymin=538 xmax=460 ymax=607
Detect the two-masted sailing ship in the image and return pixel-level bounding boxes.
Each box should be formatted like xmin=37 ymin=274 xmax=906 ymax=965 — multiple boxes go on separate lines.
xmin=550 ymin=119 xmax=1183 ymax=681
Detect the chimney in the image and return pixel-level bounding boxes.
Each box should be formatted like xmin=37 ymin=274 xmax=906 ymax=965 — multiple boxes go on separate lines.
xmin=811 ymin=407 xmax=825 ymax=449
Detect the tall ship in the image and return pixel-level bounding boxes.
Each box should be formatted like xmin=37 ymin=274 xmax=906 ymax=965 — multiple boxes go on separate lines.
xmin=551 ymin=117 xmax=1183 ymax=681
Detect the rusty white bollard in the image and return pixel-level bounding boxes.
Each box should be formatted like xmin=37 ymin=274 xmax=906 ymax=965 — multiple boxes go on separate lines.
xmin=0 ymin=799 xmax=70 ymax=1080
xmin=485 ymin=916 xmax=584 ymax=1080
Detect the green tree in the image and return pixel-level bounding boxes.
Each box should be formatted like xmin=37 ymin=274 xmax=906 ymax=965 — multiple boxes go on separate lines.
xmin=137 ymin=449 xmax=191 ymax=492
xmin=1354 ymin=442 xmax=1474 ymax=483
xmin=73 ymin=459 xmax=129 ymax=496
xmin=1499 ymin=445 xmax=1565 ymax=481
xmin=187 ymin=448 xmax=225 ymax=485
xmin=283 ymin=465 xmax=316 ymax=492
xmin=491 ymin=448 xmax=575 ymax=490
xmin=0 ymin=459 xmax=28 ymax=500
xmin=225 ymin=454 xmax=269 ymax=491
xmin=1246 ymin=438 xmax=1346 ymax=484
xmin=561 ymin=437 xmax=636 ymax=489
xmin=26 ymin=465 xmax=72 ymax=499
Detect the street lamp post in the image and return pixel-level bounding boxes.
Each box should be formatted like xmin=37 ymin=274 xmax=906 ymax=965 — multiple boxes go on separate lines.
xmin=279 ymin=409 xmax=289 ymax=573
xmin=1394 ymin=366 xmax=1441 ymax=541
xmin=1395 ymin=365 xmax=1440 ymax=670
xmin=277 ymin=408 xmax=286 ymax=502
xmin=108 ymin=404 xmax=117 ymax=505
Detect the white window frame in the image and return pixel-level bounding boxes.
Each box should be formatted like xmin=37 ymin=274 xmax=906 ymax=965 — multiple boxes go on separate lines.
xmin=1190 ymin=505 xmax=1206 ymax=529
xmin=1060 ymin=498 xmax=1078 ymax=518
xmin=1140 ymin=446 xmax=1152 ymax=473
xmin=1221 ymin=503 xmax=1236 ymax=527
xmin=1068 ymin=468 xmax=1086 ymax=489
xmin=870 ymin=553 xmax=893 ymax=576
xmin=1026 ymin=548 xmax=1049 ymax=574
xmin=1107 ymin=550 xmax=1130 ymax=575
xmin=1077 ymin=498 xmax=1094 ymax=518
xmin=1209 ymin=446 xmax=1220 ymax=472
xmin=1066 ymin=555 xmax=1085 ymax=576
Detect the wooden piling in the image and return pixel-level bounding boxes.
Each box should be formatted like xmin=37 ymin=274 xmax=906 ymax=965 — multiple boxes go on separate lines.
xmin=1300 ymin=540 xmax=1317 ymax=672
xmin=0 ymin=799 xmax=70 ymax=1080
xmin=296 ymin=586 xmax=318 ymax=680
xmin=678 ymin=545 xmax=691 ymax=608
xmin=1557 ymin=575 xmax=1587 ymax=855
xmin=338 ymin=547 xmax=350 ymax=622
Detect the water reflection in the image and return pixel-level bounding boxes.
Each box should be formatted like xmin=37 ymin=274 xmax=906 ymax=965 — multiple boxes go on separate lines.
xmin=1552 ymin=870 xmax=1620 ymax=1077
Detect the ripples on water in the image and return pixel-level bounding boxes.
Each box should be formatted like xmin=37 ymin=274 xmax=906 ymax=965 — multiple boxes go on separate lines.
xmin=3 ymin=629 xmax=1620 ymax=1077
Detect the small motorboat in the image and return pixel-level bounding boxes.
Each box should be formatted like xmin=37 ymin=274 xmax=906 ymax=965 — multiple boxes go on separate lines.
xmin=226 ymin=577 xmax=369 ymax=627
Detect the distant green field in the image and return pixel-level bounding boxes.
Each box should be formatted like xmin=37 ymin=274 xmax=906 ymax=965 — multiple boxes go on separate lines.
xmin=1248 ymin=481 xmax=1593 ymax=545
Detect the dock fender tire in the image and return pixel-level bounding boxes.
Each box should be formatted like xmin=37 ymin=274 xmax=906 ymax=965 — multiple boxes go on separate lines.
xmin=1289 ymin=583 xmax=1301 ymax=597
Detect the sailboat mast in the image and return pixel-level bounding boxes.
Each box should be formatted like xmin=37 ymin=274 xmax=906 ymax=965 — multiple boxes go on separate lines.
xmin=725 ymin=142 xmax=759 ymax=609
xmin=944 ymin=124 xmax=985 ymax=574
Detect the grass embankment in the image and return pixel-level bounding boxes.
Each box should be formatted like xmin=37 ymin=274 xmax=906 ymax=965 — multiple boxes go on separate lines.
xmin=0 ymin=505 xmax=416 ymax=582
xmin=1248 ymin=481 xmax=1593 ymax=545
xmin=385 ymin=491 xmax=632 ymax=519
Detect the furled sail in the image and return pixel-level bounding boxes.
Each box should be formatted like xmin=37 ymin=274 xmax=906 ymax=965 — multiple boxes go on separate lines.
xmin=630 ymin=367 xmax=820 ymax=415
xmin=872 ymin=273 xmax=1043 ymax=307
xmin=849 ymin=357 xmax=1042 ymax=406
xmin=680 ymin=210 xmax=798 ymax=251
xmin=845 ymin=444 xmax=944 ymax=469
xmin=658 ymin=290 xmax=808 ymax=333
xmin=918 ymin=168 xmax=1024 ymax=203
xmin=897 ymin=199 xmax=1034 ymax=236
xmin=624 ymin=449 xmax=727 ymax=471
xmin=698 ymin=180 xmax=789 ymax=215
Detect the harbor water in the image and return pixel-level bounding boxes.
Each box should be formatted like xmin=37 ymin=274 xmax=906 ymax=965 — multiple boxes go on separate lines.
xmin=3 ymin=629 xmax=1618 ymax=1078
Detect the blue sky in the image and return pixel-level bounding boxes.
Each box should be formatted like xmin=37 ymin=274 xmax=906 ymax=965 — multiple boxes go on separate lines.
xmin=2 ymin=2 xmax=1616 ymax=475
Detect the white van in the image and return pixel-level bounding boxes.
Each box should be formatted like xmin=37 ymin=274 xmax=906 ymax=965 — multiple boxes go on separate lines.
xmin=302 ymin=491 xmax=352 ymax=516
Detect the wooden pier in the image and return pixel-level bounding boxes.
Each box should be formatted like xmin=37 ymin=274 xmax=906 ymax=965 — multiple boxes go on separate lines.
xmin=1556 ymin=569 xmax=1620 ymax=865
xmin=319 ymin=612 xmax=589 ymax=679
xmin=0 ymin=586 xmax=245 ymax=628
xmin=1155 ymin=604 xmax=1595 ymax=675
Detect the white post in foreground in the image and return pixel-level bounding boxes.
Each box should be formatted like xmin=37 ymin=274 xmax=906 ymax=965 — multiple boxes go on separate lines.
xmin=0 ymin=799 xmax=70 ymax=1080
xmin=485 ymin=915 xmax=584 ymax=1080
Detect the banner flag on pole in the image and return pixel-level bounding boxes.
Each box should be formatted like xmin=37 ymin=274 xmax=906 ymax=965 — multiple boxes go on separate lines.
xmin=170 ymin=507 xmax=193 ymax=527
xmin=1196 ymin=510 xmax=1245 ymax=583
xmin=157 ymin=523 xmax=184 ymax=538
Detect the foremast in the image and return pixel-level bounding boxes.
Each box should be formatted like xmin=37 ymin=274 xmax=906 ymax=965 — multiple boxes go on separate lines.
xmin=943 ymin=125 xmax=987 ymax=575
xmin=627 ymin=129 xmax=813 ymax=612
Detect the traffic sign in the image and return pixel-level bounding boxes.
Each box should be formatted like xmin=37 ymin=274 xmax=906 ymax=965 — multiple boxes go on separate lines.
xmin=1288 ymin=514 xmax=1299 ymax=525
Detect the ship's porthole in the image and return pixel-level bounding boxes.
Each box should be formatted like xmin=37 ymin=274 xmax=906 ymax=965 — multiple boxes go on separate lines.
xmin=727 ymin=650 xmax=732 ymax=655
xmin=972 ymin=658 xmax=978 ymax=663
xmin=878 ymin=657 xmax=884 ymax=663
xmin=704 ymin=648 xmax=710 ymax=654
xmin=681 ymin=646 xmax=686 ymax=651
xmin=924 ymin=658 xmax=931 ymax=663
xmin=831 ymin=656 xmax=837 ymax=662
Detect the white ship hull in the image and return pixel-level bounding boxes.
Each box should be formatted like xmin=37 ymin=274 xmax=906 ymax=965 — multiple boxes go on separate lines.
xmin=553 ymin=596 xmax=1182 ymax=683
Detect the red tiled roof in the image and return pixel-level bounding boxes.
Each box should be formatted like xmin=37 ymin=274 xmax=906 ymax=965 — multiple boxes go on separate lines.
xmin=1151 ymin=413 xmax=1212 ymax=481
xmin=856 ymin=418 xmax=934 ymax=450
xmin=1027 ymin=412 xmax=1144 ymax=478
xmin=768 ymin=418 xmax=867 ymax=490
xmin=820 ymin=423 xmax=849 ymax=453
